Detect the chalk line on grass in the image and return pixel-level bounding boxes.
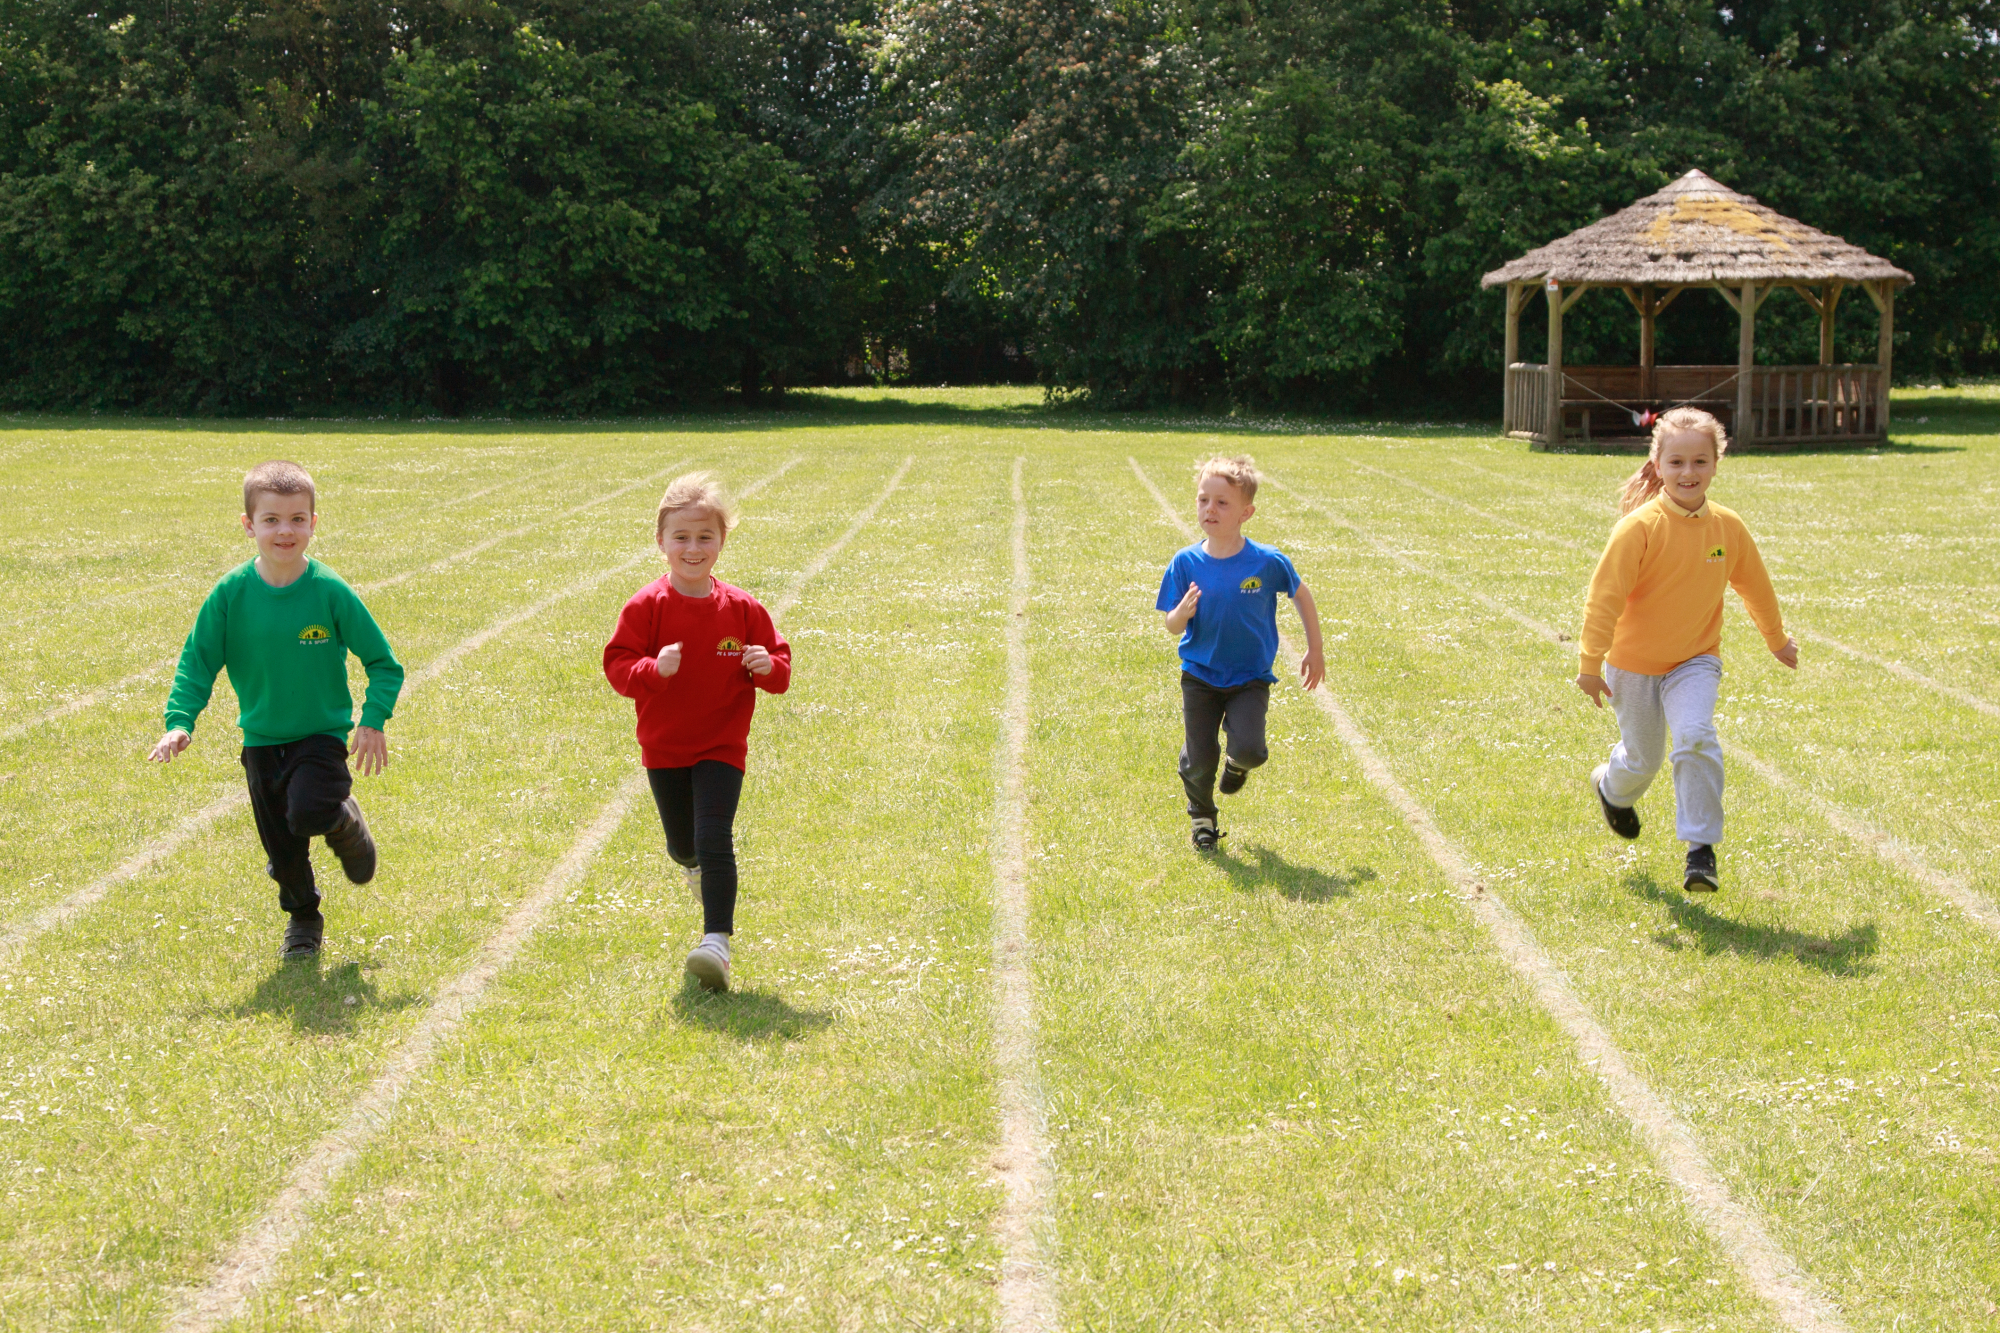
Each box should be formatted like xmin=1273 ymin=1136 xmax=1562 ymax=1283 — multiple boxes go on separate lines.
xmin=1130 ymin=456 xmax=1852 ymax=1333
xmin=161 ymin=775 xmax=648 ymax=1333
xmin=0 ymin=654 xmax=181 ymax=744
xmin=766 ymin=456 xmax=912 ymax=621
xmin=355 ymin=456 xmax=693 ymax=594
xmin=1316 ymin=464 xmax=2000 ymax=935
xmin=0 ymin=457 xmax=801 ymax=963
xmin=164 ymin=455 xmax=896 ymax=1332
xmin=0 ymin=457 xmax=696 ymax=744
xmin=1264 ymin=474 xmax=1573 ymax=649
xmin=1375 ymin=459 xmax=2000 ymax=721
xmin=990 ymin=457 xmax=1057 ymax=1333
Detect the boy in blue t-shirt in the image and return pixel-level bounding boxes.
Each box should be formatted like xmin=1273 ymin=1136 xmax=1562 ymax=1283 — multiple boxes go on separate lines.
xmin=1156 ymin=456 xmax=1325 ymax=850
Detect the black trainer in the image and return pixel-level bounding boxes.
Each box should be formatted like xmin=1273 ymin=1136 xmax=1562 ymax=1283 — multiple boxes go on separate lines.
xmin=1684 ymin=844 xmax=1719 ymax=892
xmin=282 ymin=917 xmax=324 ymax=960
xmin=1590 ymin=764 xmax=1640 ymax=840
xmin=324 ymin=796 xmax=377 ymax=884
xmin=1191 ymin=817 xmax=1223 ymax=852
xmin=1218 ymin=761 xmax=1249 ymax=796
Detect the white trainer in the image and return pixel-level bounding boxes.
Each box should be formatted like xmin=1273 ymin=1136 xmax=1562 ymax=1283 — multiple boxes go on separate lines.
xmin=685 ymin=933 xmax=731 ymax=993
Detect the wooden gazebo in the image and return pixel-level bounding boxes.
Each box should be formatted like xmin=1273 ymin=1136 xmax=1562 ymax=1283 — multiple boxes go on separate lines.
xmin=1482 ymin=170 xmax=1913 ymax=449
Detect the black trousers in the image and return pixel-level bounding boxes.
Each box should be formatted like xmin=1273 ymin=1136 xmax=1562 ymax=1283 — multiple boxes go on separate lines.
xmin=1178 ymin=672 xmax=1270 ymax=821
xmin=242 ymin=734 xmax=352 ymax=921
xmin=648 ymin=761 xmax=745 ymax=936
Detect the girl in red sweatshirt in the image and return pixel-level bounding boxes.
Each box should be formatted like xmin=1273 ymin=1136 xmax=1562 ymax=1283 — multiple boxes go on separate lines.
xmin=604 ymin=472 xmax=791 ymax=992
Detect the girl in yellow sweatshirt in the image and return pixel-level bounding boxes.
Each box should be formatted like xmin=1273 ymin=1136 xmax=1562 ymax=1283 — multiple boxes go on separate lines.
xmin=1575 ymin=407 xmax=1797 ymax=891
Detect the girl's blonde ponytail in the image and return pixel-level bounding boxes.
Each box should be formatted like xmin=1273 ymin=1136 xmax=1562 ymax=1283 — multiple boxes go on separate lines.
xmin=1618 ymin=407 xmax=1730 ymax=515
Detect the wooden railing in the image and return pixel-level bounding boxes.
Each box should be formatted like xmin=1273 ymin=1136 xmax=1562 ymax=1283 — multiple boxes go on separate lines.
xmin=1507 ymin=363 xmax=1886 ymax=445
xmin=1504 ymin=363 xmax=1549 ymax=439
xmin=1748 ymin=365 xmax=1882 ymax=441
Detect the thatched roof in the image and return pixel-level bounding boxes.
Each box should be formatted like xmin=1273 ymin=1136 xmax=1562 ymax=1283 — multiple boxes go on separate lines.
xmin=1481 ymin=170 xmax=1912 ymax=289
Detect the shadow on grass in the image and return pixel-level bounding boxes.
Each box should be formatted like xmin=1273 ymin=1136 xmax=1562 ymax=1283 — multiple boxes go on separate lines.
xmin=221 ymin=957 xmax=425 ymax=1035
xmin=1625 ymin=874 xmax=1879 ymax=976
xmin=1216 ymin=843 xmax=1376 ymax=902
xmin=672 ymin=983 xmax=834 ymax=1043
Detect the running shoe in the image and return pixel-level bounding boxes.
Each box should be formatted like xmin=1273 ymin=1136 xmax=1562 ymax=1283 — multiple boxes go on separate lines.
xmin=1591 ymin=764 xmax=1641 ymax=840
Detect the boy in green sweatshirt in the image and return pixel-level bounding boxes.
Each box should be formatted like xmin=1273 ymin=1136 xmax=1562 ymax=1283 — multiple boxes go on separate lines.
xmin=149 ymin=460 xmax=405 ymax=960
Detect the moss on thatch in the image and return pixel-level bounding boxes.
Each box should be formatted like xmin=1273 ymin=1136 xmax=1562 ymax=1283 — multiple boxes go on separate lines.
xmin=1480 ymin=170 xmax=1912 ymax=289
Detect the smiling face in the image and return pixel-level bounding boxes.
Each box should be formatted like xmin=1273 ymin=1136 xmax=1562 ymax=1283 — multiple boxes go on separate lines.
xmin=240 ymin=490 xmax=317 ymax=578
xmin=1655 ymin=428 xmax=1718 ymax=511
xmin=660 ymin=505 xmax=727 ymax=594
xmin=1195 ymin=474 xmax=1255 ymax=550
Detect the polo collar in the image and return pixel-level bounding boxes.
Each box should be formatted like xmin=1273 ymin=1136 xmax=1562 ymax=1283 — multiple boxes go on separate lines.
xmin=1661 ymin=494 xmax=1710 ymax=519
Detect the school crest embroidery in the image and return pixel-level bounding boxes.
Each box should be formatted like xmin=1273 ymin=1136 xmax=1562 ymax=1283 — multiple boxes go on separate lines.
xmin=1239 ymin=575 xmax=1264 ymax=593
xmin=298 ymin=624 xmax=332 ymax=644
xmin=1705 ymin=545 xmax=1726 ymax=562
xmin=716 ymin=636 xmax=745 ymax=655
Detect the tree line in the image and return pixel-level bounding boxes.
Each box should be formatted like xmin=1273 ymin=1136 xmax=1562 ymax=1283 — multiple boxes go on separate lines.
xmin=2 ymin=0 xmax=1996 ymax=413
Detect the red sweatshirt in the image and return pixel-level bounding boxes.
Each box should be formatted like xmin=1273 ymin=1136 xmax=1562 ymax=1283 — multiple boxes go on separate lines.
xmin=602 ymin=576 xmax=792 ymax=770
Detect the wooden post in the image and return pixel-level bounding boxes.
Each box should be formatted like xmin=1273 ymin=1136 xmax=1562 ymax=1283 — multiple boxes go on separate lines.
xmin=1819 ymin=281 xmax=1843 ymax=365
xmin=1736 ymin=281 xmax=1757 ymax=444
xmin=1639 ymin=287 xmax=1656 ymax=400
xmin=1545 ymin=279 xmax=1563 ymax=448
xmin=1875 ymin=281 xmax=1894 ymax=435
xmin=1504 ymin=282 xmax=1522 ymax=427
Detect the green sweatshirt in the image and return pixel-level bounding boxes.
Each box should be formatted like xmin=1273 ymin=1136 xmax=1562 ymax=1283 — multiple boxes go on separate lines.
xmin=164 ymin=559 xmax=404 ymax=747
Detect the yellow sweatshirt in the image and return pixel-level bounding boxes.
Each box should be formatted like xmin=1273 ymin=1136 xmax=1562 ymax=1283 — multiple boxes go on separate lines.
xmin=1579 ymin=494 xmax=1788 ymax=677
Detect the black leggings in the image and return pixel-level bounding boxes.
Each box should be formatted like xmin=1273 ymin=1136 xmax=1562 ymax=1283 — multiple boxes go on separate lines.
xmin=647 ymin=761 xmax=745 ymax=935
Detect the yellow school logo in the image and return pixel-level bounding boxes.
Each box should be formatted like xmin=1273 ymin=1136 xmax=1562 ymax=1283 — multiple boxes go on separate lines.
xmin=298 ymin=624 xmax=332 ymax=643
xmin=716 ymin=636 xmax=744 ymax=653
xmin=1705 ymin=545 xmax=1726 ymax=562
xmin=1239 ymin=575 xmax=1264 ymax=593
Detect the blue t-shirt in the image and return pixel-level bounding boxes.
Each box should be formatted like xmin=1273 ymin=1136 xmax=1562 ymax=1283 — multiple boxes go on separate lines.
xmin=1155 ymin=539 xmax=1302 ymax=688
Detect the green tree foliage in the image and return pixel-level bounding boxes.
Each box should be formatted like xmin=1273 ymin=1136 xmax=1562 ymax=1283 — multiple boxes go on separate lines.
xmin=2 ymin=0 xmax=1997 ymax=410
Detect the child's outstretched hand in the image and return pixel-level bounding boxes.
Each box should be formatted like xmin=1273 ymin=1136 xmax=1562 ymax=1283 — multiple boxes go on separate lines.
xmin=743 ymin=644 xmax=774 ymax=677
xmin=655 ymin=642 xmax=683 ymax=678
xmin=1299 ymin=647 xmax=1325 ymax=692
xmin=1772 ymin=637 xmax=1799 ymax=669
xmin=1575 ymin=673 xmax=1612 ymax=708
xmin=148 ymin=729 xmax=192 ymax=763
xmin=351 ymin=725 xmax=388 ymax=776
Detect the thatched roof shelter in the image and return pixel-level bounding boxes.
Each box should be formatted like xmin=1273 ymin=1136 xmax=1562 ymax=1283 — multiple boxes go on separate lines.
xmin=1480 ymin=170 xmax=1913 ymax=449
xmin=1482 ymin=170 xmax=1912 ymax=290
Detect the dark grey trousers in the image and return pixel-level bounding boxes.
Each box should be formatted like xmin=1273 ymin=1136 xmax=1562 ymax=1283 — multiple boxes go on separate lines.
xmin=1178 ymin=672 xmax=1270 ymax=820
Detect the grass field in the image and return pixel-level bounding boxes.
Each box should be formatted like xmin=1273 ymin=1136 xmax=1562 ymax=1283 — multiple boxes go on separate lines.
xmin=0 ymin=388 xmax=1995 ymax=1332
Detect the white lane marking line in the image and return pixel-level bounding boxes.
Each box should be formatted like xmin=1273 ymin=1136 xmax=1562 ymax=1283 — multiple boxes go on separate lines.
xmin=1786 ymin=629 xmax=2000 ymax=720
xmin=165 ymin=455 xmax=889 ymax=1332
xmin=1401 ymin=461 xmax=2000 ymax=719
xmin=1129 ymin=457 xmax=1852 ymax=1333
xmin=1263 ymin=475 xmax=1572 ymax=648
xmin=766 ymin=456 xmax=913 ymax=621
xmin=0 ymin=458 xmax=803 ymax=961
xmin=162 ymin=775 xmax=647 ymax=1333
xmin=1290 ymin=467 xmax=2000 ymax=938
xmin=355 ymin=457 xmax=693 ymax=593
xmin=1 ymin=654 xmax=182 ymax=744
xmin=1728 ymin=741 xmax=2000 ymax=936
xmin=1 ymin=457 xmax=697 ymax=743
xmin=992 ymin=456 xmax=1057 ymax=1333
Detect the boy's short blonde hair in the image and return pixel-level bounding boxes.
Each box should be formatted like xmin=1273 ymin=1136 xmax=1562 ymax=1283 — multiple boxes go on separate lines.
xmin=656 ymin=471 xmax=739 ymax=544
xmin=1196 ymin=455 xmax=1260 ymax=503
xmin=243 ymin=460 xmax=315 ymax=514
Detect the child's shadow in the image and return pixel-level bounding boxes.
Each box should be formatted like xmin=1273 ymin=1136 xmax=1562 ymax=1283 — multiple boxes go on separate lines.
xmin=220 ymin=958 xmax=425 ymax=1036
xmin=1626 ymin=875 xmax=1879 ymax=977
xmin=1218 ymin=844 xmax=1376 ymax=902
xmin=672 ymin=984 xmax=835 ymax=1043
